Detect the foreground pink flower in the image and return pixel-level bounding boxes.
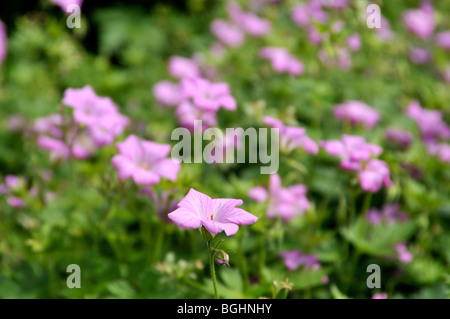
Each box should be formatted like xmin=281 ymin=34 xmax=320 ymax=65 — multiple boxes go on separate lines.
xmin=112 ymin=134 xmax=180 ymax=186
xmin=333 ymin=100 xmax=380 ymax=129
xmin=260 ymin=47 xmax=304 ymax=76
xmin=248 ymin=173 xmax=310 ymax=222
xmin=263 ymin=116 xmax=318 ymax=154
xmin=0 ymin=20 xmax=7 ymax=66
xmin=168 ymin=188 xmax=258 ymax=236
xmin=372 ymin=293 xmax=388 ymax=299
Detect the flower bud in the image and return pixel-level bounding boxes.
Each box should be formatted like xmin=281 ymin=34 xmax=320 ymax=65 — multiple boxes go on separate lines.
xmin=214 ymin=250 xmax=229 ymax=264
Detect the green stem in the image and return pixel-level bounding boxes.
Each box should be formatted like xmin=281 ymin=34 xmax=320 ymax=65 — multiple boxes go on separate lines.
xmin=207 ymin=241 xmax=219 ymax=299
xmin=152 ymin=222 xmax=165 ymax=264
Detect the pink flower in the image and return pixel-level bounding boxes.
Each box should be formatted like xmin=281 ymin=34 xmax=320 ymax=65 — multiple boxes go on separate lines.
xmin=436 ymin=31 xmax=450 ymax=50
xmin=402 ymin=1 xmax=434 ymax=39
xmin=333 ymin=100 xmax=380 ymax=129
xmin=175 ymin=100 xmax=218 ymax=132
xmin=263 ymin=116 xmax=318 ymax=154
xmin=320 ymin=135 xmax=383 ymax=171
xmin=427 ymin=142 xmax=450 ymax=163
xmin=279 ymin=250 xmax=321 ymax=271
xmin=168 ymin=56 xmax=200 ymax=79
xmin=0 ymin=20 xmax=7 ymax=66
xmin=385 ymin=128 xmax=413 ymax=150
xmin=227 ymin=2 xmax=271 ymax=37
xmin=347 ymin=33 xmax=361 ymax=52
xmin=291 ymin=2 xmax=328 ymax=28
xmin=51 ymin=0 xmax=83 ymax=12
xmin=180 ymin=77 xmax=236 ymax=111
xmin=367 ymin=204 xmax=409 ymax=225
xmin=63 ymin=85 xmax=129 ymax=146
xmin=409 ymin=47 xmax=431 ymax=65
xmin=168 ymin=188 xmax=258 ymax=236
xmin=37 ymin=135 xmax=71 ymax=161
xmin=260 ymin=47 xmax=304 ymax=76
xmin=153 ymin=81 xmax=181 ymax=107
xmin=372 ymin=293 xmax=388 ymax=299
xmin=210 ymin=19 xmax=245 ymax=47
xmin=395 ymin=242 xmax=413 ymax=264
xmin=248 ymin=174 xmax=310 ymax=222
xmin=358 ymin=159 xmax=392 ymax=193
xmin=112 ymin=134 xmax=180 ymax=186
xmin=406 ymin=100 xmax=450 ymax=142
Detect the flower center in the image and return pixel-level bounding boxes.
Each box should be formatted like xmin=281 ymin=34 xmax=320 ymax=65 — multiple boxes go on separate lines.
xmin=210 ymin=213 xmax=214 ymax=221
xmin=139 ymin=162 xmax=150 ymax=170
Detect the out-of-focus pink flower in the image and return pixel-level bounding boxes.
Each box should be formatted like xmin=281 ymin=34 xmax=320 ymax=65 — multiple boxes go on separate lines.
xmin=51 ymin=0 xmax=84 ymax=12
xmin=204 ymin=129 xmax=243 ymax=164
xmin=168 ymin=188 xmax=258 ymax=236
xmin=367 ymin=204 xmax=409 ymax=225
xmin=0 ymin=20 xmax=7 ymax=66
xmin=372 ymin=293 xmax=388 ymax=299
xmin=321 ymin=0 xmax=349 ymax=9
xmin=291 ymin=2 xmax=327 ymax=28
xmin=358 ymin=159 xmax=392 ymax=193
xmin=333 ymin=100 xmax=380 ymax=129
xmin=395 ymin=242 xmax=413 ymax=264
xmin=210 ymin=19 xmax=245 ymax=47
xmin=63 ymin=85 xmax=129 ymax=147
xmin=406 ymin=100 xmax=450 ymax=142
xmin=153 ymin=81 xmax=181 ymax=107
xmin=320 ymin=135 xmax=383 ymax=171
xmin=168 ymin=56 xmax=200 ymax=79
xmin=279 ymin=250 xmax=321 ymax=271
xmin=141 ymin=187 xmax=179 ymax=221
xmin=260 ymin=47 xmax=304 ymax=76
xmin=375 ymin=16 xmax=394 ymax=42
xmin=175 ymin=100 xmax=218 ymax=132
xmin=409 ymin=47 xmax=431 ymax=65
xmin=227 ymin=2 xmax=272 ymax=37
xmin=263 ymin=116 xmax=317 ymax=154
xmin=427 ymin=142 xmax=450 ymax=163
xmin=112 ymin=134 xmax=180 ymax=186
xmin=37 ymin=135 xmax=71 ymax=161
xmin=180 ymin=77 xmax=236 ymax=111
xmin=347 ymin=33 xmax=361 ymax=52
xmin=402 ymin=1 xmax=434 ymax=39
xmin=436 ymin=31 xmax=450 ymax=50
xmin=385 ymin=128 xmax=413 ymax=150
xmin=248 ymin=174 xmax=310 ymax=222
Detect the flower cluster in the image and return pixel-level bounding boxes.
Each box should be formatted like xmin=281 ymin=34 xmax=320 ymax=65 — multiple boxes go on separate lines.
xmin=248 ymin=173 xmax=311 ymax=222
xmin=35 ymin=86 xmax=129 ymax=161
xmin=406 ymin=100 xmax=450 ymax=163
xmin=259 ymin=47 xmax=304 ymax=76
xmin=333 ymin=100 xmax=380 ymax=129
xmin=211 ymin=1 xmax=271 ymax=48
xmin=320 ymin=135 xmax=391 ymax=193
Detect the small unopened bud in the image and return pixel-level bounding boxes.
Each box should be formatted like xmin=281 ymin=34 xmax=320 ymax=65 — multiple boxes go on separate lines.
xmin=214 ymin=250 xmax=229 ymax=265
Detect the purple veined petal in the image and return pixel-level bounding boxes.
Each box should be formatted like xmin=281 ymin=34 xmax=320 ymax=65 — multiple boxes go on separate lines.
xmin=168 ymin=207 xmax=203 ymax=229
xmin=152 ymin=158 xmax=181 ymax=182
xmin=224 ymin=208 xmax=258 ymax=226
xmin=202 ymin=219 xmax=226 ymax=235
xmin=177 ymin=188 xmax=213 ymax=221
xmin=220 ymin=222 xmax=239 ymax=236
xmin=210 ymin=198 xmax=243 ymax=222
xmin=248 ymin=186 xmax=268 ymax=202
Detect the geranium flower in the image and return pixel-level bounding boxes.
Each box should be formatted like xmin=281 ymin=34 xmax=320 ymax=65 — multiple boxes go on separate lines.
xmin=263 ymin=116 xmax=318 ymax=154
xmin=210 ymin=19 xmax=245 ymax=47
xmin=0 ymin=20 xmax=7 ymax=66
xmin=333 ymin=100 xmax=380 ymax=129
xmin=153 ymin=81 xmax=181 ymax=107
xmin=51 ymin=0 xmax=84 ymax=12
xmin=168 ymin=188 xmax=258 ymax=236
xmin=260 ymin=47 xmax=304 ymax=76
xmin=112 ymin=134 xmax=180 ymax=186
xmin=168 ymin=56 xmax=200 ymax=79
xmin=279 ymin=250 xmax=321 ymax=271
xmin=402 ymin=1 xmax=434 ymax=39
xmin=358 ymin=159 xmax=392 ymax=193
